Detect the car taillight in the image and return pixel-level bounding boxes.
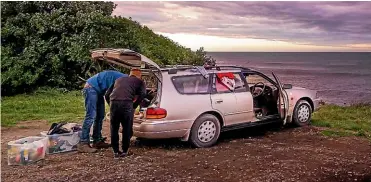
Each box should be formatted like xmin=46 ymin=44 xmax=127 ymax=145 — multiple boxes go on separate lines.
xmin=146 ymin=108 xmax=167 ymax=119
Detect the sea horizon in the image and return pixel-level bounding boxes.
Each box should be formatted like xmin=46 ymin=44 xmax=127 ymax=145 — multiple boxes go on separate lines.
xmin=207 ymin=51 xmax=371 ymax=53
xmin=207 ymin=52 xmax=371 ymax=105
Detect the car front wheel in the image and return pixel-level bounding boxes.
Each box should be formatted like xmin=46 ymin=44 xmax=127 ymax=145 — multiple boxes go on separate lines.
xmin=292 ymin=100 xmax=312 ymax=126
xmin=189 ymin=114 xmax=221 ymax=148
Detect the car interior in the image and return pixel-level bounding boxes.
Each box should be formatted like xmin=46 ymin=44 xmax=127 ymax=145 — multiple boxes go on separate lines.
xmin=243 ymin=73 xmax=280 ymax=118
xmin=141 ymin=72 xmax=159 ymax=108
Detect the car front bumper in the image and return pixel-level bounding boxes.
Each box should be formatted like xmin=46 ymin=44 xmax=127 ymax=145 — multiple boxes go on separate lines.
xmin=313 ymin=98 xmax=322 ymax=111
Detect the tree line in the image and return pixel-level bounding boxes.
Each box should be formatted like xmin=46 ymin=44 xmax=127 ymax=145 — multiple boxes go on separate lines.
xmin=1 ymin=1 xmax=213 ymax=96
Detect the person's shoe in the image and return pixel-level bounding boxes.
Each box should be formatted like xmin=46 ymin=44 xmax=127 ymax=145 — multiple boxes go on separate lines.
xmin=92 ymin=141 xmax=111 ymax=149
xmin=77 ymin=143 xmax=97 ymax=153
xmin=113 ymin=151 xmax=123 ymax=159
xmin=113 ymin=151 xmax=133 ymax=159
xmin=121 ymin=151 xmax=133 ymax=157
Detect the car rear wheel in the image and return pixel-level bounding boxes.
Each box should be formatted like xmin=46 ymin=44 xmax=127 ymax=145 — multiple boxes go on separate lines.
xmin=189 ymin=114 xmax=221 ymax=148
xmin=292 ymin=100 xmax=312 ymax=127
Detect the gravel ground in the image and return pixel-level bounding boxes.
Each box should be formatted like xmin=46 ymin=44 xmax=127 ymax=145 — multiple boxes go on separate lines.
xmin=1 ymin=120 xmax=371 ymax=182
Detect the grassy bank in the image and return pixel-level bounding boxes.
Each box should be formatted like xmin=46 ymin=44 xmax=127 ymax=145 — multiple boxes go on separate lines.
xmin=312 ymin=103 xmax=371 ymax=139
xmin=1 ymin=89 xmax=85 ymax=127
xmin=1 ymin=90 xmax=371 ymax=140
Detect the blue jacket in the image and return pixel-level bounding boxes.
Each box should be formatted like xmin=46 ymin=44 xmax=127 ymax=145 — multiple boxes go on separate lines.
xmin=87 ymin=70 xmax=127 ymax=95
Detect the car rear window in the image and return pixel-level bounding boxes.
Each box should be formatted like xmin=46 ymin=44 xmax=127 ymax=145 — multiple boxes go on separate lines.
xmin=172 ymin=75 xmax=210 ymax=94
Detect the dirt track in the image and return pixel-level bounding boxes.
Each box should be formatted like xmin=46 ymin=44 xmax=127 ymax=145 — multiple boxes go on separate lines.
xmin=1 ymin=120 xmax=371 ymax=182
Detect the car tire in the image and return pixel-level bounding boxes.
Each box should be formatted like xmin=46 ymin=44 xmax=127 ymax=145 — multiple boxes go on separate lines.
xmin=189 ymin=114 xmax=221 ymax=148
xmin=292 ymin=100 xmax=312 ymax=127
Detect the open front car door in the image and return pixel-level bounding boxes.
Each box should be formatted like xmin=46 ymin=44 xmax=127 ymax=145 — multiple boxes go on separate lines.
xmin=272 ymin=72 xmax=289 ymax=124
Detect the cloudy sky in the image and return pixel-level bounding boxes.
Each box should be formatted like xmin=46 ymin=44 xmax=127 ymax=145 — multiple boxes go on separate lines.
xmin=112 ymin=1 xmax=371 ymax=52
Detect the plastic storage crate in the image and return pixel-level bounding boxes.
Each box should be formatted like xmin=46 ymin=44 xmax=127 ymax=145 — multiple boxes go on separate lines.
xmin=40 ymin=131 xmax=81 ymax=154
xmin=7 ymin=136 xmax=48 ymax=165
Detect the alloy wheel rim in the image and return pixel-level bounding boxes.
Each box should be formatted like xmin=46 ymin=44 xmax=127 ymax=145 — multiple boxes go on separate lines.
xmin=197 ymin=120 xmax=216 ymax=143
xmin=298 ymin=104 xmax=310 ymax=122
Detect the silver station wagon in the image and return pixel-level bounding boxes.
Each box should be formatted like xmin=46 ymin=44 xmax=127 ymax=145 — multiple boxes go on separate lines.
xmin=91 ymin=48 xmax=321 ymax=148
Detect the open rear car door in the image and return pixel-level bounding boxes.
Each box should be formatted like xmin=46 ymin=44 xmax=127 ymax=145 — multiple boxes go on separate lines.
xmin=91 ymin=48 xmax=162 ymax=110
xmin=272 ymin=72 xmax=289 ymax=124
xmin=90 ymin=48 xmax=160 ymax=70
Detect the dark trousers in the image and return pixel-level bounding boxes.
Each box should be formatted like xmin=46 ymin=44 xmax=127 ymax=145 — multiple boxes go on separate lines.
xmin=110 ymin=100 xmax=134 ymax=153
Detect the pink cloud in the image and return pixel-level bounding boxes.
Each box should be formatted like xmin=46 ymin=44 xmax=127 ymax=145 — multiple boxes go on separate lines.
xmin=111 ymin=1 xmax=371 ymax=48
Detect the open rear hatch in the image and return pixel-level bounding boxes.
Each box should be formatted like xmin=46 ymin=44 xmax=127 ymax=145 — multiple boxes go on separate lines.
xmin=91 ymin=48 xmax=162 ymax=119
xmin=90 ymin=48 xmax=160 ymax=70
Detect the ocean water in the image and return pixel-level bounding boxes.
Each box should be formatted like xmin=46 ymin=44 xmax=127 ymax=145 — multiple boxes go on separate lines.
xmin=208 ymin=52 xmax=371 ymax=105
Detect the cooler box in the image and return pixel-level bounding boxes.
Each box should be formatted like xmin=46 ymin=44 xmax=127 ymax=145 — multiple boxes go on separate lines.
xmin=7 ymin=136 xmax=48 ymax=166
xmin=40 ymin=131 xmax=81 ymax=154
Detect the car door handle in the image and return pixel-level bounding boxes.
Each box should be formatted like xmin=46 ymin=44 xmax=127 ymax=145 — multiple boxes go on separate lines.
xmin=215 ymin=99 xmax=223 ymax=103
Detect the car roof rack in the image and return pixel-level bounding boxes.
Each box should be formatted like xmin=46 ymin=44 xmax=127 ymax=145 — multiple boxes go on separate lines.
xmin=192 ymin=66 xmax=209 ymax=78
xmin=161 ymin=65 xmax=195 ymax=70
xmin=206 ymin=65 xmax=251 ymax=71
xmin=162 ymin=64 xmax=253 ymax=76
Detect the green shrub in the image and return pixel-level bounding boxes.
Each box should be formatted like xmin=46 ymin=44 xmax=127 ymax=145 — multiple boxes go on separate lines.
xmin=1 ymin=1 xmax=207 ymax=96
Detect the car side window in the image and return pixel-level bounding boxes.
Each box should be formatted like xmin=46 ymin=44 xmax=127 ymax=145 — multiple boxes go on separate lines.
xmin=233 ymin=73 xmax=247 ymax=92
xmin=172 ymin=75 xmax=210 ymax=94
xmin=245 ymin=74 xmax=273 ymax=88
xmin=215 ymin=79 xmax=232 ymax=93
xmin=212 ymin=72 xmax=247 ymax=93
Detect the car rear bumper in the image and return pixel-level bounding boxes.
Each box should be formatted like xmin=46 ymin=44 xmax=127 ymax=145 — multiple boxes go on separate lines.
xmin=133 ymin=129 xmax=190 ymax=139
xmin=133 ymin=119 xmax=193 ymax=139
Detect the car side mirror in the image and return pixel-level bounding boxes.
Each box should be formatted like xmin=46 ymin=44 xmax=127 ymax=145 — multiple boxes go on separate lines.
xmin=283 ymin=84 xmax=292 ymax=89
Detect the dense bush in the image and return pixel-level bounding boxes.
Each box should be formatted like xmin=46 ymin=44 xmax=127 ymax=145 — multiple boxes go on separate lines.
xmin=1 ymin=1 xmax=207 ymax=96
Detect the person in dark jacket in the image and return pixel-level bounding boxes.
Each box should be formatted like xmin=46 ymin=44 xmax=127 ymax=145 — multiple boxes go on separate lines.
xmin=105 ymin=68 xmax=146 ymax=158
xmin=78 ymin=70 xmax=127 ymax=153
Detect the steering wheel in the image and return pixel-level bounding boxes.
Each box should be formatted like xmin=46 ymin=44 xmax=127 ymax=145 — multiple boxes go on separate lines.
xmin=252 ymin=82 xmax=266 ymax=97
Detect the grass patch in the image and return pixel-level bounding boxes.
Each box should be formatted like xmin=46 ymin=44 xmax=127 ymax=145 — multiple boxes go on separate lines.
xmin=312 ymin=103 xmax=371 ymax=140
xmin=1 ymin=88 xmax=85 ymax=127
